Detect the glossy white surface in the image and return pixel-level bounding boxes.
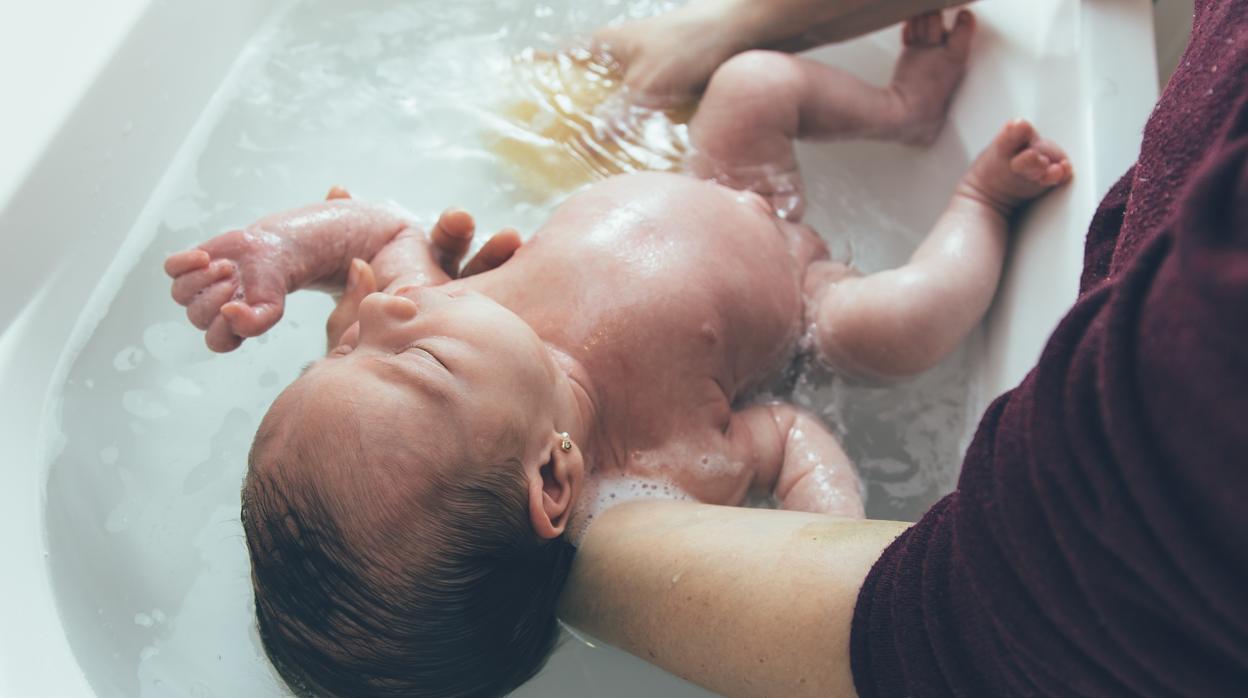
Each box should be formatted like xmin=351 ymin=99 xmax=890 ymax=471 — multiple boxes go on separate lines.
xmin=0 ymin=1 xmax=1157 ymax=696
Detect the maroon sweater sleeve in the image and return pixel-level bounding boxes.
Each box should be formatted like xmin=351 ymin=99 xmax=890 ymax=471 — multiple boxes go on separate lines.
xmin=850 ymin=17 xmax=1248 ymax=698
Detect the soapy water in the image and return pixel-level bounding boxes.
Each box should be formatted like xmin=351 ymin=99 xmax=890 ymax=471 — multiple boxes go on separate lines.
xmin=43 ymin=1 xmax=977 ymax=696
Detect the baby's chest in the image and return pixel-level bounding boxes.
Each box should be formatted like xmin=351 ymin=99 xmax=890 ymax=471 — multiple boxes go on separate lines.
xmin=577 ymin=226 xmax=803 ymax=357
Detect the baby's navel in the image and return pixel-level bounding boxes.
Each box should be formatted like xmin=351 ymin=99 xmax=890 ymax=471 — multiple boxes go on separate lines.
xmin=699 ymin=322 xmax=718 ymax=345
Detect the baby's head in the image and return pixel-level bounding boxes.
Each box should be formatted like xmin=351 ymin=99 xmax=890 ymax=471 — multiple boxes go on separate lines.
xmin=241 ymin=286 xmax=585 ymax=697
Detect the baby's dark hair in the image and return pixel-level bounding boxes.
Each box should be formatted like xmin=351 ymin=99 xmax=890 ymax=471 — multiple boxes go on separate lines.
xmin=241 ymin=415 xmax=576 ymax=698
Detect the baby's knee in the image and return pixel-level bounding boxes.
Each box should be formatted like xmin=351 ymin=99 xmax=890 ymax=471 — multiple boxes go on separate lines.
xmin=707 ymin=50 xmax=806 ymax=106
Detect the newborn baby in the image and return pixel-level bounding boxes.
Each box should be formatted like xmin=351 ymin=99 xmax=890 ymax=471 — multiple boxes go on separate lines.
xmin=166 ymin=12 xmax=1070 ymax=697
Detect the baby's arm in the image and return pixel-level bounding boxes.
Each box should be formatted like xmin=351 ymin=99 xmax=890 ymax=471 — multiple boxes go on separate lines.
xmin=728 ymin=403 xmax=864 ymax=518
xmin=810 ymin=120 xmax=1072 ymax=378
xmin=687 ymin=12 xmax=973 ymax=220
xmin=164 ymin=188 xmax=511 ymax=352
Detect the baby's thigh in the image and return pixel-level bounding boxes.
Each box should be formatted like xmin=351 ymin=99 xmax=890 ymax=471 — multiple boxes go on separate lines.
xmin=692 ymin=51 xmax=807 ymax=162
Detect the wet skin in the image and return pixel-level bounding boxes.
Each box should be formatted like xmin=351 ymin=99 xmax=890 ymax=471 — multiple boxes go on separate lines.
xmin=167 ymin=12 xmax=1072 ymax=529
xmin=297 ymin=173 xmax=851 ymax=521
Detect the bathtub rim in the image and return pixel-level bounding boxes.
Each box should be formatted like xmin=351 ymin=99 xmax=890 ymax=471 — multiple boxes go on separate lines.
xmin=0 ymin=0 xmax=1158 ymax=695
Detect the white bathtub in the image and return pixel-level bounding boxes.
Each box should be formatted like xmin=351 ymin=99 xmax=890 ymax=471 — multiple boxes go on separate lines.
xmin=0 ymin=1 xmax=1158 ymax=696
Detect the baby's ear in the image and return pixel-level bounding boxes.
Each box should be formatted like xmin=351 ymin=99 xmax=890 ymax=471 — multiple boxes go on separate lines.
xmin=526 ymin=432 xmax=585 ymax=539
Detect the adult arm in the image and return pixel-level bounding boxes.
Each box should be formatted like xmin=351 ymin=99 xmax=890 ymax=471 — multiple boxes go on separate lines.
xmin=852 ymin=92 xmax=1248 ymax=697
xmin=597 ymin=0 xmax=970 ymax=100
xmin=560 ymin=501 xmax=907 ymax=698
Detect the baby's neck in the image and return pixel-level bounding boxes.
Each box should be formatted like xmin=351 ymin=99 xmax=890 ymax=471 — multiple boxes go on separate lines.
xmin=444 ymin=246 xmax=585 ymax=340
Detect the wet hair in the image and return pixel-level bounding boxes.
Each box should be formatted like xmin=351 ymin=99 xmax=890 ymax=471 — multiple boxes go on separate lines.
xmin=241 ymin=415 xmax=576 ymax=698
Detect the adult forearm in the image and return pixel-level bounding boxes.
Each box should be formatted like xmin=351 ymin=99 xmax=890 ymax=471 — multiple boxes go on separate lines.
xmin=560 ymin=501 xmax=908 ymax=698
xmin=744 ymin=0 xmax=972 ymax=51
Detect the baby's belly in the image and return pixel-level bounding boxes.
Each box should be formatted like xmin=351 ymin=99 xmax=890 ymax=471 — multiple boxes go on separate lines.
xmin=542 ymin=172 xmax=809 ymax=392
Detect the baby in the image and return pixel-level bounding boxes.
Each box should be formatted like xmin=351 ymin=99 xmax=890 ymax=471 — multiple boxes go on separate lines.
xmin=166 ymin=12 xmax=1070 ymax=698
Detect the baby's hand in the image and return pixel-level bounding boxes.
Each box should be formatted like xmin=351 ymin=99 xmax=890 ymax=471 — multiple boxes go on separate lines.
xmin=164 ymin=227 xmax=291 ymax=352
xmin=325 ymin=222 xmax=523 ymax=351
xmin=369 ymin=208 xmax=523 ymax=291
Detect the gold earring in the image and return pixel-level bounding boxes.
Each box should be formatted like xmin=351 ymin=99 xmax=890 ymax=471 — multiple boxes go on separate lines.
xmin=559 ymin=432 xmax=573 ymax=451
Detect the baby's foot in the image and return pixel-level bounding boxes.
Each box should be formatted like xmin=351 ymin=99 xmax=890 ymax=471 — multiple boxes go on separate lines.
xmin=960 ymin=119 xmax=1074 ymax=215
xmin=890 ymin=10 xmax=975 ymax=145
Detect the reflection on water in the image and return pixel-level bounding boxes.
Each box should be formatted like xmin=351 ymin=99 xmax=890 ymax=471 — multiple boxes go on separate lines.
xmin=43 ymin=1 xmax=974 ymax=696
xmin=490 ymin=47 xmax=694 ymax=198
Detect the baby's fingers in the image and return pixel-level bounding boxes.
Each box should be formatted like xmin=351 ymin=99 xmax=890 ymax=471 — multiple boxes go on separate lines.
xmin=165 ymin=249 xmax=210 ymax=277
xmin=429 ymin=208 xmax=476 ymax=276
xmin=205 ymin=315 xmax=243 ymax=353
xmin=171 ymin=259 xmax=235 ymax=305
xmin=461 ymin=227 xmax=522 ymax=277
xmin=186 ymin=277 xmax=240 ymax=330
xmin=221 ymin=300 xmax=283 ymax=338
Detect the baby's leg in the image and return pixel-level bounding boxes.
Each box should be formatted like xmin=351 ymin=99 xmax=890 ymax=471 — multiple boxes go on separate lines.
xmin=808 ymin=120 xmax=1072 ymax=378
xmin=688 ymin=10 xmax=974 ymax=220
xmin=728 ymin=403 xmax=865 ymax=518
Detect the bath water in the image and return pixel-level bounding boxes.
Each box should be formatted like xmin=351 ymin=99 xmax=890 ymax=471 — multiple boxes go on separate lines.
xmin=44 ymin=1 xmax=977 ymax=695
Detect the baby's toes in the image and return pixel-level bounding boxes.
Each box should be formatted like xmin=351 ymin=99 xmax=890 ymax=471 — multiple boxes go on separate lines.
xmin=1043 ymin=160 xmax=1074 ymax=187
xmin=924 ymin=12 xmax=946 ymax=44
xmin=1011 ymin=148 xmax=1054 ymax=183
xmin=1031 ymin=138 xmax=1071 ymax=170
xmin=171 ymin=259 xmax=235 ymax=305
xmin=186 ymin=277 xmax=240 ymax=330
xmin=903 ymin=13 xmax=941 ymax=47
xmin=945 ymin=11 xmax=976 ymax=59
xmin=993 ymin=119 xmax=1037 ymax=159
xmin=1033 ymin=136 xmax=1073 ymax=184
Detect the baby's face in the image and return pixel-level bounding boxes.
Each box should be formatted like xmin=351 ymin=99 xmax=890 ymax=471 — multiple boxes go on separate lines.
xmin=291 ymin=286 xmax=563 ymax=471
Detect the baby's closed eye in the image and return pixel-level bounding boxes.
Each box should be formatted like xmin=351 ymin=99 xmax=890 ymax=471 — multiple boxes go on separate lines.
xmin=400 ymin=345 xmax=448 ymax=371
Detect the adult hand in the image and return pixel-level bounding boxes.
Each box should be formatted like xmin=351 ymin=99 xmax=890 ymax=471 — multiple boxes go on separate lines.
xmin=593 ymin=0 xmax=749 ymax=103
